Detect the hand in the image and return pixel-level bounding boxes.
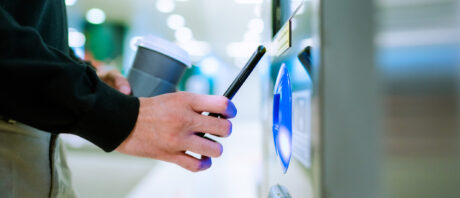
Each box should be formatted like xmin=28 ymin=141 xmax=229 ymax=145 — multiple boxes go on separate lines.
xmin=98 ymin=69 xmax=131 ymax=95
xmin=116 ymin=92 xmax=237 ymax=172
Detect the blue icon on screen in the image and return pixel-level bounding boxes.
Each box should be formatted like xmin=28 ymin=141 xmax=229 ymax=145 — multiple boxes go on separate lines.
xmin=273 ymin=63 xmax=292 ymax=174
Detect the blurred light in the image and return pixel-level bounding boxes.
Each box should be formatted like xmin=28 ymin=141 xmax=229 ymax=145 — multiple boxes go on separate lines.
xmin=167 ymin=14 xmax=185 ymax=30
xmin=248 ymin=18 xmax=264 ymax=34
xmin=156 ymin=0 xmax=175 ymax=13
xmin=200 ymin=57 xmax=220 ymax=75
xmin=301 ymin=38 xmax=313 ymax=47
xmin=65 ymin=0 xmax=78 ymax=6
xmin=176 ymin=40 xmax=211 ymax=58
xmin=72 ymin=47 xmax=85 ymax=60
xmin=277 ymin=126 xmax=292 ymax=171
xmin=377 ymin=29 xmax=459 ymax=47
xmin=253 ymin=5 xmax=262 ymax=17
xmin=235 ymin=0 xmax=262 ymax=4
xmin=86 ymin=8 xmax=106 ymax=24
xmin=244 ymin=31 xmax=261 ymax=43
xmin=232 ymin=57 xmax=250 ymax=68
xmin=226 ymin=42 xmax=258 ymax=58
xmin=68 ymin=28 xmax=86 ymax=48
xmin=129 ymin=36 xmax=142 ymax=51
xmin=175 ymin=27 xmax=193 ymax=43
xmin=185 ymin=75 xmax=210 ymax=95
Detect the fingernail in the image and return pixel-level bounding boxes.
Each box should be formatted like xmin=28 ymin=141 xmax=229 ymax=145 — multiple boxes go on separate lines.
xmin=201 ymin=156 xmax=212 ymax=170
xmin=226 ymin=101 xmax=237 ymax=118
xmin=120 ymin=86 xmax=131 ymax=95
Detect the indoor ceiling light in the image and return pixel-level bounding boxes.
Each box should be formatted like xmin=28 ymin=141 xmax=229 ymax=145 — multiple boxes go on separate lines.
xmin=175 ymin=27 xmax=193 ymax=43
xmin=185 ymin=76 xmax=210 ymax=95
xmin=86 ymin=8 xmax=106 ymax=24
xmin=68 ymin=28 xmax=85 ymax=48
xmin=65 ymin=0 xmax=77 ymax=6
xmin=248 ymin=18 xmax=264 ymax=34
xmin=167 ymin=14 xmax=185 ymax=30
xmin=200 ymin=57 xmax=220 ymax=75
xmin=176 ymin=40 xmax=211 ymax=58
xmin=226 ymin=42 xmax=258 ymax=58
xmin=156 ymin=0 xmax=175 ymax=13
xmin=244 ymin=31 xmax=261 ymax=43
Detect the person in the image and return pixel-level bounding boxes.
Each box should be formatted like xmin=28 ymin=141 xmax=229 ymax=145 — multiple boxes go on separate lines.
xmin=0 ymin=0 xmax=236 ymax=197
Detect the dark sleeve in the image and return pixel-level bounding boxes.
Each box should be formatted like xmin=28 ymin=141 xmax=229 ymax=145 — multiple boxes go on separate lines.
xmin=0 ymin=7 xmax=139 ymax=152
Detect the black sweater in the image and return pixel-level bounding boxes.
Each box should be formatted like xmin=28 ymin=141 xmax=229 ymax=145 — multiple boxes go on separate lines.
xmin=0 ymin=0 xmax=139 ymax=152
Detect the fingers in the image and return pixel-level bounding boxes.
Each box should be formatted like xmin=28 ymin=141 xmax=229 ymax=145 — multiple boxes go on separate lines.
xmin=173 ymin=152 xmax=212 ymax=172
xmin=192 ymin=115 xmax=232 ymax=137
xmin=185 ymin=135 xmax=223 ymax=158
xmin=113 ymin=73 xmax=131 ymax=95
xmin=190 ymin=95 xmax=237 ymax=118
xmin=101 ymin=70 xmax=131 ymax=95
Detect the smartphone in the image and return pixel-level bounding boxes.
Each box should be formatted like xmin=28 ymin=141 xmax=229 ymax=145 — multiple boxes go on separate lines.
xmin=197 ymin=45 xmax=266 ymax=137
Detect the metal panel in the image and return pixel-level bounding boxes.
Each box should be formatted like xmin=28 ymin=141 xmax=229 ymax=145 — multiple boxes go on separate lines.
xmin=320 ymin=0 xmax=381 ymax=198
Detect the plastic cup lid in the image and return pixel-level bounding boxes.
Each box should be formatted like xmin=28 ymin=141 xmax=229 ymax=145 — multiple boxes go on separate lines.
xmin=135 ymin=35 xmax=192 ymax=68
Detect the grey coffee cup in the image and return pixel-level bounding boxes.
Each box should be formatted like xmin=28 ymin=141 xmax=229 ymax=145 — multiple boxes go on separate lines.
xmin=128 ymin=35 xmax=191 ymax=97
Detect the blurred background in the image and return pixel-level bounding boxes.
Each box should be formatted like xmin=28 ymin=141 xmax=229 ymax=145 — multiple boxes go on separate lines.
xmin=63 ymin=0 xmax=268 ymax=197
xmin=60 ymin=0 xmax=460 ymax=198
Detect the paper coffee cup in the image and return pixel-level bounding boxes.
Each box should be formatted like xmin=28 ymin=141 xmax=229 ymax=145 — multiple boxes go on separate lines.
xmin=128 ymin=35 xmax=191 ymax=97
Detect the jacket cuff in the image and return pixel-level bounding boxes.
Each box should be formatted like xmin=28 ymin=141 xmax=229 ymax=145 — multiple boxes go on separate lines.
xmin=73 ymin=82 xmax=140 ymax=152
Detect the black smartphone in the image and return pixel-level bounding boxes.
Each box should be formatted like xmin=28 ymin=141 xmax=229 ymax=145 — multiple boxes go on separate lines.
xmin=197 ymin=45 xmax=266 ymax=137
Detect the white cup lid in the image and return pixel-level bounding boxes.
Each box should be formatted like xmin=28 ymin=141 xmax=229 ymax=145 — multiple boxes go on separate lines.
xmin=135 ymin=35 xmax=192 ymax=68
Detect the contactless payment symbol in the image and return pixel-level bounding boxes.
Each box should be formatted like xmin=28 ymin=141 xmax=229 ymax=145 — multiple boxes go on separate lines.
xmin=273 ymin=63 xmax=292 ymax=174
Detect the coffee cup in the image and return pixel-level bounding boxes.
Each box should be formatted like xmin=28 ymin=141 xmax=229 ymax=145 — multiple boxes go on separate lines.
xmin=127 ymin=35 xmax=191 ymax=97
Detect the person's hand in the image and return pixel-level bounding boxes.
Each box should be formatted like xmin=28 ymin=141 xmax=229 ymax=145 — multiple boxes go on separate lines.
xmin=98 ymin=69 xmax=131 ymax=95
xmin=116 ymin=92 xmax=237 ymax=172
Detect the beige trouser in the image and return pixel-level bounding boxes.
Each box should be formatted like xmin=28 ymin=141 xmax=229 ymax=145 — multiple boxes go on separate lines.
xmin=0 ymin=119 xmax=76 ymax=198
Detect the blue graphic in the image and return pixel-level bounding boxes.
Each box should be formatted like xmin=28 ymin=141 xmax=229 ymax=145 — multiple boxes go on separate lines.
xmin=273 ymin=63 xmax=292 ymax=174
